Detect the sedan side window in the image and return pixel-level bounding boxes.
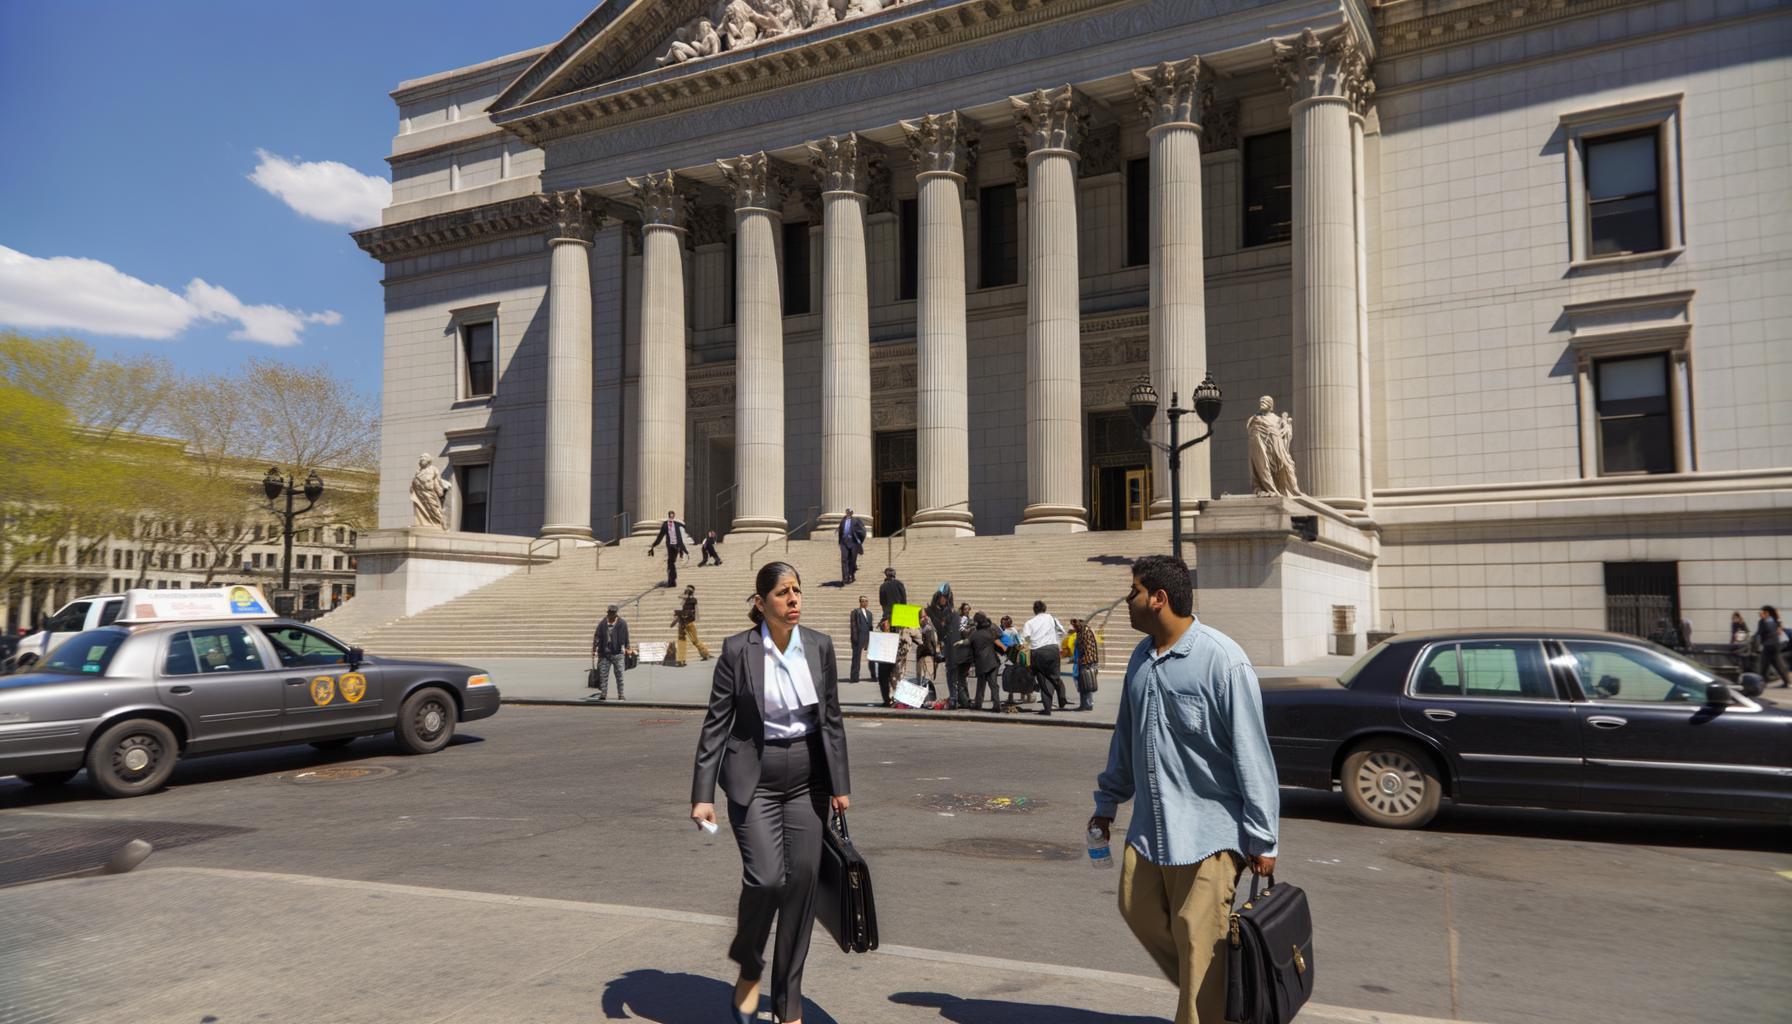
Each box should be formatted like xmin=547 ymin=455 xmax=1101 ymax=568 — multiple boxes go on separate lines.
xmin=1457 ymin=641 xmax=1554 ymax=699
xmin=258 ymin=625 xmax=349 ymax=668
xmin=1412 ymin=646 xmax=1461 ymax=695
xmin=163 ymin=626 xmax=264 ymax=676
xmin=1564 ymin=640 xmax=1708 ymax=703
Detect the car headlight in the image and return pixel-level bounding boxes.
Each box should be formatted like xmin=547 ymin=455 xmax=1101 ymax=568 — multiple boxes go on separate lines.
xmin=467 ymin=674 xmax=492 ymax=687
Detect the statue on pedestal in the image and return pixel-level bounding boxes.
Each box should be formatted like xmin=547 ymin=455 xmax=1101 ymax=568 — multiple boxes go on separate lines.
xmin=1247 ymin=396 xmax=1301 ymax=497
xmin=411 ymin=454 xmax=450 ymax=530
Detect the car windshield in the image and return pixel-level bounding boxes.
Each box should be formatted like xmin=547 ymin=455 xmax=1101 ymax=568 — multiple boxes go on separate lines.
xmin=38 ymin=629 xmax=129 ymax=676
xmin=1338 ymin=645 xmax=1383 ymax=689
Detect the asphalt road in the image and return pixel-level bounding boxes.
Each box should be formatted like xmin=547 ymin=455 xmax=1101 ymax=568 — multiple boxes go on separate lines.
xmin=2 ymin=706 xmax=1788 ymax=1024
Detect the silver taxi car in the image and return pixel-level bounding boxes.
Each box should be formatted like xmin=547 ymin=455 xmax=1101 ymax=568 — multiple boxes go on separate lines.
xmin=0 ymin=587 xmax=498 ymax=798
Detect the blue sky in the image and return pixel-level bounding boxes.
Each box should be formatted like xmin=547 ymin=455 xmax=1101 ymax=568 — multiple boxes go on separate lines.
xmin=0 ymin=1 xmax=590 ymax=396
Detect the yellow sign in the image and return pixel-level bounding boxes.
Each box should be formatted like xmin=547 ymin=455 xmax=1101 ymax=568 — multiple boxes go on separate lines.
xmin=309 ymin=676 xmax=336 ymax=706
xmin=891 ymin=603 xmax=921 ymax=629
xmin=338 ymin=672 xmax=367 ymax=704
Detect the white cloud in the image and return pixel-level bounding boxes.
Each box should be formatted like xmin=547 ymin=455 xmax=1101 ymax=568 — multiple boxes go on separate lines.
xmin=0 ymin=245 xmax=340 ymax=347
xmin=248 ymin=149 xmax=391 ymax=229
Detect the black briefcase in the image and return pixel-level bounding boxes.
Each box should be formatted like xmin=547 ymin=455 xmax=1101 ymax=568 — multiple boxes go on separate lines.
xmin=586 ymin=656 xmax=602 ymax=689
xmin=1226 ymin=872 xmax=1314 ymax=1024
xmin=817 ymin=811 xmax=878 ymax=954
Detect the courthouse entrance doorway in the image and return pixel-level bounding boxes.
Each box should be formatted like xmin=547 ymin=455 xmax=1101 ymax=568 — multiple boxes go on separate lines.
xmin=872 ymin=430 xmax=917 ymax=537
xmin=1087 ymin=410 xmax=1151 ymax=531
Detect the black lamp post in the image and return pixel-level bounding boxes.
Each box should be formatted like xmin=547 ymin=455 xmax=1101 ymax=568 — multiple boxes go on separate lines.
xmin=263 ymin=467 xmax=324 ymax=612
xmin=1127 ymin=373 xmax=1224 ymax=563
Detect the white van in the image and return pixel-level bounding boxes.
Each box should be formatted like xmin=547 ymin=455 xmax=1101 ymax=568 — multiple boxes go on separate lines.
xmin=5 ymin=594 xmax=127 ymax=673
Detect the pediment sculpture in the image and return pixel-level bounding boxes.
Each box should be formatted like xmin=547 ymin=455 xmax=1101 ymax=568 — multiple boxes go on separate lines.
xmin=658 ymin=0 xmax=911 ymax=67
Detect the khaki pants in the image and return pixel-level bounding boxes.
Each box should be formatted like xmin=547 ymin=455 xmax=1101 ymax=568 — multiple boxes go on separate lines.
xmin=676 ymin=621 xmax=710 ymax=663
xmin=1118 ymin=845 xmax=1242 ymax=1024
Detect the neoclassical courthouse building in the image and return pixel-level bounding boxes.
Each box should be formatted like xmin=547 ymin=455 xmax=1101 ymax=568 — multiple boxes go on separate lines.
xmin=353 ymin=0 xmax=1789 ymax=654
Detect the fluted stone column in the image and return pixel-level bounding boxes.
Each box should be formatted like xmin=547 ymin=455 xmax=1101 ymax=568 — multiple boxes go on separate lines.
xmin=1275 ymin=26 xmax=1371 ymax=511
xmin=719 ymin=152 xmax=788 ymax=537
xmin=1132 ymin=58 xmax=1214 ymax=523
xmin=902 ymin=112 xmax=977 ymax=537
xmin=540 ymin=190 xmax=597 ymax=539
xmin=1012 ymin=87 xmax=1088 ymax=533
xmin=626 ymin=171 xmax=688 ymax=537
xmin=808 ymin=134 xmax=873 ymax=535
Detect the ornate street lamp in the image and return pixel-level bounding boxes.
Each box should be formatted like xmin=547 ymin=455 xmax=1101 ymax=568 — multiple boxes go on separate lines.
xmin=1128 ymin=372 xmax=1224 ymax=563
xmin=263 ymin=467 xmax=324 ymax=614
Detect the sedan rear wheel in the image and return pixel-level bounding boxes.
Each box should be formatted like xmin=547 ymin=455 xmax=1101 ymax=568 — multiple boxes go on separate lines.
xmin=395 ymin=687 xmax=456 ymax=755
xmin=86 ymin=719 xmax=179 ymax=798
xmin=1342 ymin=738 xmax=1442 ymax=829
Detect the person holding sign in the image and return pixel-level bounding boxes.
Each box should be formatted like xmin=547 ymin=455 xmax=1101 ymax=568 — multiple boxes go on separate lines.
xmin=691 ymin=561 xmax=851 ymax=1024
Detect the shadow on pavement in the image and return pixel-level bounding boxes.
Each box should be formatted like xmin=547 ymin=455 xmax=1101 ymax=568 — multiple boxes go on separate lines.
xmin=1279 ymin=788 xmax=1791 ymax=853
xmin=892 ymin=991 xmax=1167 ymax=1023
xmin=601 ymin=969 xmax=839 ymax=1023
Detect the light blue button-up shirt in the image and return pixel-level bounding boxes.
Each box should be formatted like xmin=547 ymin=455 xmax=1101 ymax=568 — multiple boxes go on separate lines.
xmin=1093 ymin=618 xmax=1280 ymax=866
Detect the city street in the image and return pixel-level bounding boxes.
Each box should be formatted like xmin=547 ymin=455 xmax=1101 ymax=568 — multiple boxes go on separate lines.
xmin=2 ymin=705 xmax=1787 ymax=1024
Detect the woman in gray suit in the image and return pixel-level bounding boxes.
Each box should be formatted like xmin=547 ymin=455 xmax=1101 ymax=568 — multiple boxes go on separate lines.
xmin=691 ymin=561 xmax=851 ymax=1024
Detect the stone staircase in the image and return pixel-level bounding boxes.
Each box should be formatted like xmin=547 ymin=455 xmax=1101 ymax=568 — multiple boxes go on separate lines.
xmin=334 ymin=532 xmax=1167 ymax=670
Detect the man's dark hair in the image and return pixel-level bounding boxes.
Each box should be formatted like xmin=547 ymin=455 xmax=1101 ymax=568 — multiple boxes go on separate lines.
xmin=1132 ymin=554 xmax=1194 ymax=617
xmin=1033 ymin=600 xmax=1046 ymax=614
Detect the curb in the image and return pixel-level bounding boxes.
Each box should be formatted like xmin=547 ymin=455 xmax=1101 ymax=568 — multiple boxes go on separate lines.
xmin=501 ymin=697 xmax=1116 ymax=730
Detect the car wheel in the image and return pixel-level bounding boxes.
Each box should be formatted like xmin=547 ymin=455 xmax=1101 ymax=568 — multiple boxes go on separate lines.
xmin=18 ymin=770 xmax=79 ymax=787
xmin=86 ymin=719 xmax=179 ymax=798
xmin=1342 ymin=738 xmax=1443 ymax=829
xmin=309 ymin=737 xmax=356 ymax=750
xmin=395 ymin=687 xmax=456 ymax=755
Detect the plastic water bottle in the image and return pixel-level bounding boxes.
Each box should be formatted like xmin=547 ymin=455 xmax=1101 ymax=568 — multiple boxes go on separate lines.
xmin=1087 ymin=827 xmax=1112 ymax=869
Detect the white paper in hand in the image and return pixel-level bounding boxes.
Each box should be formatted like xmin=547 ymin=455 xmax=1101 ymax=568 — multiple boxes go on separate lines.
xmin=699 ymin=819 xmax=719 ymax=835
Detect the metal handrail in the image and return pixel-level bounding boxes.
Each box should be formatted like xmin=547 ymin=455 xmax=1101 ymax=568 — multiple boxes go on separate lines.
xmin=885 ymin=499 xmax=972 ymax=567
xmin=595 ymin=511 xmax=632 ymax=571
xmin=525 ymin=535 xmax=562 ymax=573
xmin=748 ymin=504 xmax=820 ymax=563
xmin=713 ymin=483 xmax=739 ymax=523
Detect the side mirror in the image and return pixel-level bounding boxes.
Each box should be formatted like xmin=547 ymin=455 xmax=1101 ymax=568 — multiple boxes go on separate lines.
xmin=1705 ymin=681 xmax=1735 ymax=706
xmin=347 ymin=647 xmax=365 ymax=670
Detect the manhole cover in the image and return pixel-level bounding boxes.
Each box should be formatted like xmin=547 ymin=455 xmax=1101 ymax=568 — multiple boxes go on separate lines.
xmin=918 ymin=792 xmax=1042 ymax=814
xmin=0 ymin=819 xmax=252 ymax=887
xmin=288 ymin=765 xmax=400 ymax=785
xmin=940 ymin=837 xmax=1080 ymax=861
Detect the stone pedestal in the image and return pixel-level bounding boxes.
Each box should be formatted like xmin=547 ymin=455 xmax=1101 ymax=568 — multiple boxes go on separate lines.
xmin=1192 ymin=495 xmax=1377 ymax=666
xmin=350 ymin=528 xmax=548 ymax=620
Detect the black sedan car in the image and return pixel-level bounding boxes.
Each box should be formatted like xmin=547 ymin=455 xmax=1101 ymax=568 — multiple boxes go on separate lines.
xmin=1263 ymin=629 xmax=1791 ymax=828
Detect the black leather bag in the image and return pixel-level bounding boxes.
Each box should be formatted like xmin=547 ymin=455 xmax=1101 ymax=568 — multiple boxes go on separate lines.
xmin=816 ymin=811 xmax=878 ymax=954
xmin=586 ymin=656 xmax=602 ymax=689
xmin=1225 ymin=873 xmax=1314 ymax=1024
xmin=624 ymin=651 xmax=639 ymax=670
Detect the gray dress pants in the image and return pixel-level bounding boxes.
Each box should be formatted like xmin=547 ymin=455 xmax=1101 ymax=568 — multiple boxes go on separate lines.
xmin=727 ymin=732 xmax=831 ymax=1022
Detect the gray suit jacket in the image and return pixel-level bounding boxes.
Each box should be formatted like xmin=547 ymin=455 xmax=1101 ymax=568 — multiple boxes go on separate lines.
xmin=690 ymin=625 xmax=851 ymax=806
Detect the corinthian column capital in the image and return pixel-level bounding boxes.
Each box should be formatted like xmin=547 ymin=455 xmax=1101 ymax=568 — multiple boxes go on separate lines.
xmin=1131 ymin=57 xmax=1213 ymax=130
xmin=545 ymin=189 xmax=600 ymax=243
xmin=1010 ymin=85 xmax=1087 ymax=155
xmin=807 ymin=133 xmax=867 ymax=195
xmin=901 ymin=111 xmax=978 ymax=178
xmin=626 ymin=170 xmax=687 ymax=229
xmin=1272 ymin=25 xmax=1372 ymax=108
xmin=717 ymin=152 xmax=791 ymax=212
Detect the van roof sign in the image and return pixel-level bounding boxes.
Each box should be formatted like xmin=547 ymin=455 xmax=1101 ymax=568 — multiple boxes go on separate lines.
xmin=114 ymin=586 xmax=278 ymax=624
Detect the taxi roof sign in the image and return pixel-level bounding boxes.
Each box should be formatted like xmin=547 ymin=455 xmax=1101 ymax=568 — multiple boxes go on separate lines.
xmin=114 ymin=585 xmax=279 ymax=625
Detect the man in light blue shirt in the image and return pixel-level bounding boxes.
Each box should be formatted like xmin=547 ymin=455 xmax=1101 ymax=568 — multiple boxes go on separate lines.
xmin=1089 ymin=554 xmax=1279 ymax=1024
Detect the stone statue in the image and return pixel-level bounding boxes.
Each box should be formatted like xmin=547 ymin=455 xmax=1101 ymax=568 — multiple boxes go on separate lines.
xmin=411 ymin=453 xmax=450 ymax=530
xmin=656 ymin=18 xmax=721 ymax=66
xmin=1247 ymin=396 xmax=1301 ymax=497
xmin=656 ymin=0 xmax=910 ymax=67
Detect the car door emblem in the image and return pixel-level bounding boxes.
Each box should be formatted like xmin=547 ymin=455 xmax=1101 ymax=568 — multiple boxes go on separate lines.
xmin=310 ymin=677 xmax=336 ymax=706
xmin=338 ymin=672 xmax=366 ymax=704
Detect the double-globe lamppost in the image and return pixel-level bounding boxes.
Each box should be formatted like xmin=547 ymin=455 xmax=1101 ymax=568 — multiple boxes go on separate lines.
xmin=262 ymin=467 xmax=324 ymax=614
xmin=1127 ymin=373 xmax=1224 ymax=564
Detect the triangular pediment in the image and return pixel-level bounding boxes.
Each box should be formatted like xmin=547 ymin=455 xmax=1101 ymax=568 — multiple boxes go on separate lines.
xmin=493 ymin=0 xmax=927 ymax=114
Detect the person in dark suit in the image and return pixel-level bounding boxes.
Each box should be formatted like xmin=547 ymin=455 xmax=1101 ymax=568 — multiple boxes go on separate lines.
xmin=965 ymin=611 xmax=1008 ymax=712
xmin=878 ymin=567 xmax=906 ymax=620
xmin=925 ymin=586 xmax=965 ymax=710
xmin=691 ymin=561 xmax=851 ymax=1024
xmin=699 ymin=530 xmax=723 ymax=566
xmin=647 ymin=509 xmax=689 ymax=588
xmin=836 ymin=509 xmax=867 ymax=585
xmin=848 ymin=595 xmax=873 ymax=684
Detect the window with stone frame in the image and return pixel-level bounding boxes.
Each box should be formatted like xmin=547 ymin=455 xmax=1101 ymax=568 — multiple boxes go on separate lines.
xmin=1242 ymin=130 xmax=1292 ymax=247
xmin=978 ymin=184 xmax=1019 ymax=287
xmin=1125 ymin=157 xmax=1150 ymax=267
xmin=1584 ymin=130 xmax=1663 ymax=257
xmin=460 ymin=320 xmax=495 ymax=399
xmin=1560 ymin=95 xmax=1684 ymax=266
xmin=1593 ymin=354 xmax=1674 ymax=475
xmin=898 ymin=198 xmax=919 ymax=301
xmin=781 ymin=220 xmax=811 ymax=316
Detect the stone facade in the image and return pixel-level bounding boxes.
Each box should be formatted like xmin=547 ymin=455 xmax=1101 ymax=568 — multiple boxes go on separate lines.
xmin=356 ymin=0 xmax=1791 ymax=646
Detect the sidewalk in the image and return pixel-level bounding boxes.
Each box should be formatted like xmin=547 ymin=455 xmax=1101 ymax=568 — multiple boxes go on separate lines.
xmin=0 ymin=866 xmax=1469 ymax=1024
xmin=481 ymin=653 xmax=1357 ymax=728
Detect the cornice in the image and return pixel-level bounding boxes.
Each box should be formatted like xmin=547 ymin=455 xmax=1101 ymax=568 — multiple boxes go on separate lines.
xmin=1374 ymin=0 xmax=1641 ymax=59
xmin=351 ymin=192 xmax=636 ymax=264
xmin=492 ymin=0 xmax=1134 ymax=148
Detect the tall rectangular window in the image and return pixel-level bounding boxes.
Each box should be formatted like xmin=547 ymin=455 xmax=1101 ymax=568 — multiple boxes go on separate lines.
xmin=461 ymin=321 xmax=494 ymax=398
xmin=459 ymin=464 xmax=490 ymax=534
xmin=1125 ymin=157 xmax=1151 ymax=267
xmin=781 ymin=221 xmax=811 ymax=315
xmin=1584 ymin=130 xmax=1662 ymax=257
xmin=978 ymin=184 xmax=1019 ymax=288
xmin=1594 ymin=354 xmax=1673 ymax=474
xmin=1242 ymin=130 xmax=1292 ymax=247
xmin=898 ymin=198 xmax=919 ymax=301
